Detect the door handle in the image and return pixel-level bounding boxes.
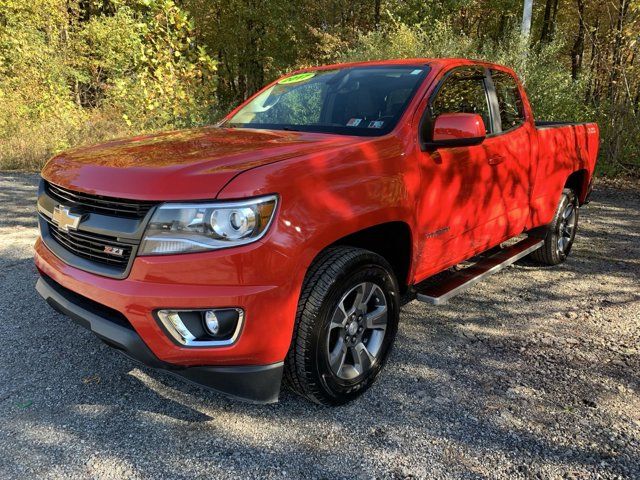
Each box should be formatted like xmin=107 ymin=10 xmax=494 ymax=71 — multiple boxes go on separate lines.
xmin=488 ymin=155 xmax=505 ymax=165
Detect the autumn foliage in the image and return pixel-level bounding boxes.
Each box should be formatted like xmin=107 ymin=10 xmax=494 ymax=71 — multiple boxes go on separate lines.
xmin=0 ymin=0 xmax=638 ymax=176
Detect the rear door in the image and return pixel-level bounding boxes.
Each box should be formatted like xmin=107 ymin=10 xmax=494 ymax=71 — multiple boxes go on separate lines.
xmin=485 ymin=68 xmax=533 ymax=236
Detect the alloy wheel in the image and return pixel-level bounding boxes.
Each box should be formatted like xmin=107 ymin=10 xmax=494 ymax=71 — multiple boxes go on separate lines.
xmin=557 ymin=201 xmax=577 ymax=254
xmin=326 ymin=282 xmax=388 ymax=380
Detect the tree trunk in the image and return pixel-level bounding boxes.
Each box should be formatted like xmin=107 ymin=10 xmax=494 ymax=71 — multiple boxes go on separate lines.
xmin=374 ymin=0 xmax=381 ymax=29
xmin=540 ymin=0 xmax=558 ymax=43
xmin=521 ymin=0 xmax=533 ymax=42
xmin=550 ymin=0 xmax=559 ymax=39
xmin=585 ymin=16 xmax=600 ymax=104
xmin=609 ymin=0 xmax=629 ymax=102
xmin=570 ymin=0 xmax=585 ymax=80
xmin=242 ymin=10 xmax=265 ymax=99
xmin=496 ymin=13 xmax=507 ymax=42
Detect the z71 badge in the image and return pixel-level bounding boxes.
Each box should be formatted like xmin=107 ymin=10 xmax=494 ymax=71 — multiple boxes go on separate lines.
xmin=103 ymin=246 xmax=125 ymax=257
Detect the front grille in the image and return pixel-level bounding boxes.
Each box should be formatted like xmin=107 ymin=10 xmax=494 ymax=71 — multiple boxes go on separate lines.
xmin=46 ymin=181 xmax=156 ymax=219
xmin=42 ymin=214 xmax=133 ymax=268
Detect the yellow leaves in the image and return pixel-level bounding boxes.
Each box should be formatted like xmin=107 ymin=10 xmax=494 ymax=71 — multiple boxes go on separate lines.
xmin=1 ymin=0 xmax=217 ymax=163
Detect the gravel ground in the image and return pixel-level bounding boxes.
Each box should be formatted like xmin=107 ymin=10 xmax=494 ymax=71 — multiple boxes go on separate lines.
xmin=0 ymin=172 xmax=638 ymax=480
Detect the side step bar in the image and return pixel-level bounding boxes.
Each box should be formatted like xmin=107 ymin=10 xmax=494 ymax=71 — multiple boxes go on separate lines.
xmin=416 ymin=237 xmax=544 ymax=305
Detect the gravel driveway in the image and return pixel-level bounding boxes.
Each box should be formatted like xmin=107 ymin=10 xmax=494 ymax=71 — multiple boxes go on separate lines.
xmin=0 ymin=172 xmax=638 ymax=479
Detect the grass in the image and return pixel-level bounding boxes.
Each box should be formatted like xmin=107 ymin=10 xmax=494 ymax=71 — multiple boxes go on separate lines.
xmin=0 ymin=111 xmax=135 ymax=171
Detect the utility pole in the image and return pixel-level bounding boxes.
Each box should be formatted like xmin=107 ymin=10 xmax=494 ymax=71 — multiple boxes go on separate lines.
xmin=521 ymin=0 xmax=533 ymax=41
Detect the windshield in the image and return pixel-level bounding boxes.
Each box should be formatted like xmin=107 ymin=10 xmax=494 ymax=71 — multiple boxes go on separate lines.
xmin=223 ymin=65 xmax=430 ymax=136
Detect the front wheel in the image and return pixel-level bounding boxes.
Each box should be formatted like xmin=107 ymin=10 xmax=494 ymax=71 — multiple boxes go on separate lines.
xmin=284 ymin=246 xmax=399 ymax=405
xmin=529 ymin=188 xmax=579 ymax=265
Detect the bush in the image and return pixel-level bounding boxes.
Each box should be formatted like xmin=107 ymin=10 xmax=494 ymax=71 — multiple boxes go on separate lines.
xmin=0 ymin=0 xmax=217 ymax=170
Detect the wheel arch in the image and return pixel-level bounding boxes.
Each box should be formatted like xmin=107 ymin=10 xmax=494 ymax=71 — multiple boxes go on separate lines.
xmin=321 ymin=221 xmax=413 ymax=294
xmin=564 ymin=169 xmax=591 ymax=205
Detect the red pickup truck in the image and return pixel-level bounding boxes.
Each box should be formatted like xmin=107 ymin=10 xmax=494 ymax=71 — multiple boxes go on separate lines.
xmin=35 ymin=58 xmax=599 ymax=405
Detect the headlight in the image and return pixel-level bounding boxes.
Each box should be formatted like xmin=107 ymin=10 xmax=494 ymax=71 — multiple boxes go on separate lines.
xmin=139 ymin=195 xmax=278 ymax=255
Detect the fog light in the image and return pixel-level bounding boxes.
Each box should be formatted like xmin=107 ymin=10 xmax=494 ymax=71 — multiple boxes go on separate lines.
xmin=202 ymin=309 xmax=242 ymax=340
xmin=204 ymin=310 xmax=220 ymax=335
xmin=156 ymin=308 xmax=244 ymax=347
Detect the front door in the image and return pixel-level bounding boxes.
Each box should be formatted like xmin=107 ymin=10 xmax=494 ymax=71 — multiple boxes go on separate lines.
xmin=413 ymin=67 xmax=507 ymax=281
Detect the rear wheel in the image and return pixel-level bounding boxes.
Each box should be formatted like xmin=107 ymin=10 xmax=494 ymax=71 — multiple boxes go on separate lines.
xmin=530 ymin=188 xmax=579 ymax=265
xmin=284 ymin=246 xmax=399 ymax=405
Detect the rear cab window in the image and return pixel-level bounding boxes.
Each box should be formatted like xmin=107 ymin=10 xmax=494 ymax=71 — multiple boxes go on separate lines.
xmin=490 ymin=69 xmax=525 ymax=133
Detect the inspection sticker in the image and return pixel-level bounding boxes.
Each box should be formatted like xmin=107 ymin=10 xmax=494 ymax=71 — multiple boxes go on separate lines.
xmin=346 ymin=118 xmax=362 ymax=127
xmin=368 ymin=120 xmax=385 ymax=128
xmin=278 ymin=72 xmax=316 ymax=84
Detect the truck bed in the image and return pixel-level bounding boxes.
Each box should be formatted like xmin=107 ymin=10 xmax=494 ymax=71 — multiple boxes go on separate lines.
xmin=529 ymin=121 xmax=599 ymax=226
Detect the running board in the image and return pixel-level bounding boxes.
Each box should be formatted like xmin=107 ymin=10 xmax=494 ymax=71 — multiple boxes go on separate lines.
xmin=416 ymin=237 xmax=544 ymax=306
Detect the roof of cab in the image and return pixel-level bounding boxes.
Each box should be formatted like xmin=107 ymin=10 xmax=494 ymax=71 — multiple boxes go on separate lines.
xmin=295 ymin=58 xmax=514 ymax=75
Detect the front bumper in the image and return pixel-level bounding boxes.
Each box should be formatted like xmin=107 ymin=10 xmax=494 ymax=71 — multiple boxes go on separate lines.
xmin=34 ymin=236 xmax=301 ymax=367
xmin=36 ymin=273 xmax=283 ymax=403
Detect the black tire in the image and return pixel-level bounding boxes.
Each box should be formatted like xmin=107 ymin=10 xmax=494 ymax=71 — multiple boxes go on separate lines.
xmin=529 ymin=188 xmax=579 ymax=265
xmin=284 ymin=246 xmax=400 ymax=405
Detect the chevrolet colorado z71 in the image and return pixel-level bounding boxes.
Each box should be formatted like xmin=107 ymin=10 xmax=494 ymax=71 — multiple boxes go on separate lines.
xmin=35 ymin=59 xmax=599 ymax=405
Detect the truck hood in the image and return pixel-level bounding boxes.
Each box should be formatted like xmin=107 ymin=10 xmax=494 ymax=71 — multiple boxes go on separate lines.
xmin=42 ymin=127 xmax=362 ymax=200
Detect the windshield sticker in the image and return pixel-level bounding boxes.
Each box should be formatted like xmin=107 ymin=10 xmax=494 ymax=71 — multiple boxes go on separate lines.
xmin=278 ymin=72 xmax=316 ymax=85
xmin=410 ymin=69 xmax=423 ymax=75
xmin=346 ymin=118 xmax=362 ymax=127
xmin=368 ymin=120 xmax=385 ymax=129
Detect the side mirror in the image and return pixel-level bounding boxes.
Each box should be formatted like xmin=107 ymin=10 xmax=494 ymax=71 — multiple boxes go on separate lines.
xmin=427 ymin=113 xmax=486 ymax=148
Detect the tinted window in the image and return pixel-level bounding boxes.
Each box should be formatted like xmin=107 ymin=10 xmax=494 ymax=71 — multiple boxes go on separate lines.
xmin=431 ymin=68 xmax=492 ymax=133
xmin=491 ymin=69 xmax=525 ymax=132
xmin=225 ymin=66 xmax=429 ymax=136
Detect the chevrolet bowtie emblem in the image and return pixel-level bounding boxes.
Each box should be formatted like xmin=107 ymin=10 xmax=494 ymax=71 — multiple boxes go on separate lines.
xmin=52 ymin=205 xmax=83 ymax=232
